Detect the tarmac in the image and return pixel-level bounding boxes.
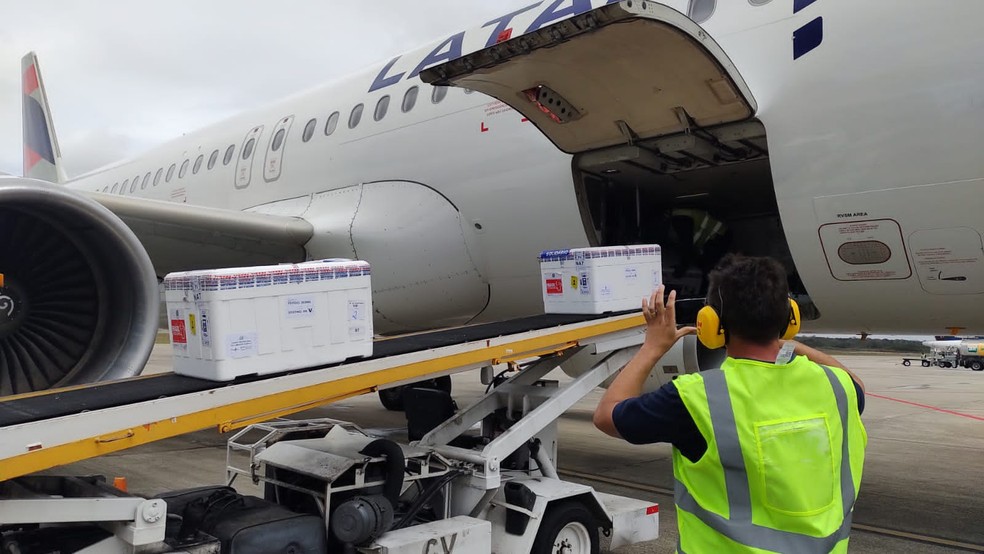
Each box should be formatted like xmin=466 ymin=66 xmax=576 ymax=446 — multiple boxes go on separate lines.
xmin=54 ymin=347 xmax=984 ymax=553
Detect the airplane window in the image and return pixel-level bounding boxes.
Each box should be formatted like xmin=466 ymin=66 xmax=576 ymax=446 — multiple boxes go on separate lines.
xmin=431 ymin=86 xmax=448 ymax=104
xmin=325 ymin=111 xmax=340 ymax=135
xmin=243 ymin=138 xmax=255 ymax=160
xmin=154 ymin=168 xmax=163 ymax=186
xmin=224 ymin=145 xmax=235 ymax=165
xmin=130 ymin=175 xmax=139 ymax=192
xmin=179 ymin=159 xmax=189 ymax=179
xmin=102 ymin=186 xmax=109 ymax=193
xmin=374 ymin=96 xmax=390 ymax=122
xmin=349 ymin=104 xmax=364 ymax=129
xmin=302 ymin=118 xmax=317 ymax=142
xmin=166 ymin=164 xmax=176 ymax=182
xmin=141 ymin=172 xmax=150 ymax=189
xmin=687 ymin=0 xmax=716 ymax=23
xmin=402 ymin=87 xmax=419 ymax=113
xmin=120 ymin=178 xmax=129 ymax=194
xmin=111 ymin=182 xmax=119 ymax=193
xmin=193 ymin=155 xmax=204 ymax=174
xmin=272 ymin=128 xmax=286 ymax=152
xmin=208 ymin=150 xmax=219 ymax=170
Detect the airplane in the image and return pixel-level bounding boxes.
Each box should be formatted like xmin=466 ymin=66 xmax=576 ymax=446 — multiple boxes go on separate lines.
xmin=4 ymin=0 xmax=984 ymax=400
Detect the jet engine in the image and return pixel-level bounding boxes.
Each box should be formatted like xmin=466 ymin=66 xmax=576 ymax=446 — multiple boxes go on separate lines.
xmin=0 ymin=177 xmax=159 ymax=395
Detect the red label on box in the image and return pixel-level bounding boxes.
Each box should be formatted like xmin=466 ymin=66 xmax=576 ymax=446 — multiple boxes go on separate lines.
xmin=171 ymin=319 xmax=187 ymax=344
xmin=545 ymin=279 xmax=563 ymax=295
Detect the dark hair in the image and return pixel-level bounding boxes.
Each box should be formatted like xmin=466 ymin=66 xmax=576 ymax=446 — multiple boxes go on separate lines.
xmin=707 ymin=254 xmax=790 ymax=345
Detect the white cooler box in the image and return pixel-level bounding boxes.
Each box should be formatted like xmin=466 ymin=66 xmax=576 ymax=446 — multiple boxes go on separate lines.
xmin=539 ymin=245 xmax=662 ymax=314
xmin=163 ymin=260 xmax=373 ymax=381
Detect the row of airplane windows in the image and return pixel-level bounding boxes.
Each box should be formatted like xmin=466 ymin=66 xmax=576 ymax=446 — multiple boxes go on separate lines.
xmin=102 ymin=85 xmax=471 ymax=195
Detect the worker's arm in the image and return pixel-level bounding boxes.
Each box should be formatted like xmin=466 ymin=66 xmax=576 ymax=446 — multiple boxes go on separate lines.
xmin=789 ymin=341 xmax=865 ymax=392
xmin=593 ymin=286 xmax=697 ymax=438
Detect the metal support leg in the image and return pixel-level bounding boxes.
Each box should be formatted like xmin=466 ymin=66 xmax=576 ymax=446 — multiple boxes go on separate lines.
xmin=417 ymin=349 xmax=582 ymax=448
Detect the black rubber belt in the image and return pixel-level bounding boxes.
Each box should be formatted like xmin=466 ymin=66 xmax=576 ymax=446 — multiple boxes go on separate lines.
xmin=0 ymin=312 xmax=627 ymax=428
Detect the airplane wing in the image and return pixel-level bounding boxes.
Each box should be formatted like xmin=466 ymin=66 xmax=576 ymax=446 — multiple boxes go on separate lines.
xmin=87 ymin=192 xmax=314 ymax=276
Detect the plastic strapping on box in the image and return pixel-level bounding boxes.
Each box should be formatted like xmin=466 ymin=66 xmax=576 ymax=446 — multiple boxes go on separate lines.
xmin=537 ymin=245 xmax=660 ymax=262
xmin=163 ymin=262 xmax=371 ymax=292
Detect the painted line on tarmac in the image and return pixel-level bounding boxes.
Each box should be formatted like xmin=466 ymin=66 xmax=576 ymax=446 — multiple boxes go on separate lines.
xmin=852 ymin=524 xmax=984 ymax=552
xmin=867 ymin=392 xmax=984 ymax=421
xmin=558 ymin=468 xmax=984 ymax=552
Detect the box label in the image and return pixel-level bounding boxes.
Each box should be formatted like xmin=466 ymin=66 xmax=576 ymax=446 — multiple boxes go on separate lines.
xmin=171 ymin=319 xmax=187 ymax=345
xmin=200 ymin=309 xmax=211 ymax=347
xmin=227 ymin=332 xmax=258 ymax=359
xmin=349 ymin=300 xmax=367 ymax=322
xmin=579 ymin=272 xmax=590 ymax=295
xmin=545 ymin=278 xmax=563 ymax=295
xmin=188 ymin=313 xmax=197 ymax=336
xmin=286 ymin=295 xmax=316 ymax=319
xmin=625 ymin=267 xmax=638 ymax=281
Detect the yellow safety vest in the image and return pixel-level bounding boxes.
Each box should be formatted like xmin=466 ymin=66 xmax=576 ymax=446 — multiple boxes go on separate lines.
xmin=671 ymin=356 xmax=867 ymax=553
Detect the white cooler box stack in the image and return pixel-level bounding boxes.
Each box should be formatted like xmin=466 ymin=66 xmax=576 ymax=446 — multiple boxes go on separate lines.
xmin=163 ymin=260 xmax=373 ymax=381
xmin=539 ymin=245 xmax=662 ymax=314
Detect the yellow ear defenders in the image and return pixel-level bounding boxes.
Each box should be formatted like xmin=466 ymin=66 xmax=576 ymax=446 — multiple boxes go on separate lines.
xmin=696 ymin=298 xmax=801 ymax=349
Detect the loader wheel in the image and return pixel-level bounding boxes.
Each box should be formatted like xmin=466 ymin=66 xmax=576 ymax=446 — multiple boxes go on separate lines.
xmin=378 ymin=386 xmax=406 ymax=411
xmin=922 ymin=360 xmax=931 ymax=367
xmin=971 ymin=361 xmax=983 ymax=372
xmin=377 ymin=376 xmax=453 ymax=411
xmin=902 ymin=360 xmax=911 ymax=367
xmin=531 ymin=501 xmax=599 ymax=554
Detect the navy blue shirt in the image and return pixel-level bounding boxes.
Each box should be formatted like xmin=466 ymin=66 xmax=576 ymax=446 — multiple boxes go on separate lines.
xmin=612 ymin=366 xmax=865 ymax=463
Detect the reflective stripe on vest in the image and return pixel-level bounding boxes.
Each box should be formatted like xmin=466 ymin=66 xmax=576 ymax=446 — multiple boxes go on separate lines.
xmin=674 ymin=365 xmax=855 ymax=553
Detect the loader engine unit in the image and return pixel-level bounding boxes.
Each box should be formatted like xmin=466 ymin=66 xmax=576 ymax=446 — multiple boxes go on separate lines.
xmin=0 ymin=178 xmax=159 ymax=395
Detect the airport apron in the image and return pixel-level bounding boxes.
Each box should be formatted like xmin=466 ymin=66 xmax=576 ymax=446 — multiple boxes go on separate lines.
xmin=671 ymin=356 xmax=866 ymax=553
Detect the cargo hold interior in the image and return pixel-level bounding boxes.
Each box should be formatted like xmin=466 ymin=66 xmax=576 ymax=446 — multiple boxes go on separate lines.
xmin=571 ymin=119 xmax=817 ymax=320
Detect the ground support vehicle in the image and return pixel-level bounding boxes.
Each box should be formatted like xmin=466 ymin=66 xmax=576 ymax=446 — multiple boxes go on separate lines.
xmin=0 ymin=312 xmax=665 ymax=553
xmin=900 ymin=355 xmax=932 ymax=367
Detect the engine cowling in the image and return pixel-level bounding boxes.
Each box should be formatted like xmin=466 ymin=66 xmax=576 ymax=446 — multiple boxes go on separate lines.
xmin=0 ymin=177 xmax=159 ymax=395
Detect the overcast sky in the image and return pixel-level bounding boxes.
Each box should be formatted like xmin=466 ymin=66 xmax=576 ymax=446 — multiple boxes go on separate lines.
xmin=0 ymin=1 xmax=531 ymax=177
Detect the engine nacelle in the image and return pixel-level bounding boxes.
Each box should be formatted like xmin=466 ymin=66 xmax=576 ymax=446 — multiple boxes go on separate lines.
xmin=301 ymin=181 xmax=490 ymax=333
xmin=560 ymin=334 xmax=726 ymax=393
xmin=0 ymin=177 xmax=159 ymax=395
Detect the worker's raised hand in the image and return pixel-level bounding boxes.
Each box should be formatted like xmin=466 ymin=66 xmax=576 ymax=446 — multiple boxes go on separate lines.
xmin=641 ymin=285 xmax=697 ymax=354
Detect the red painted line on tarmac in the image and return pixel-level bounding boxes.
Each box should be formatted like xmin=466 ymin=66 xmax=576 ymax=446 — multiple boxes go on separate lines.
xmin=867 ymin=392 xmax=984 ymax=421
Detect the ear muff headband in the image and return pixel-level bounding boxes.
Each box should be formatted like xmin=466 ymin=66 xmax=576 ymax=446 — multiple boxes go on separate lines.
xmin=696 ymin=299 xmax=801 ymax=349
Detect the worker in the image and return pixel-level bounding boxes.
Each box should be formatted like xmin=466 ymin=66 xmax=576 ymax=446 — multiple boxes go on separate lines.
xmin=593 ymin=255 xmax=866 ymax=553
xmin=670 ymin=207 xmax=728 ymax=280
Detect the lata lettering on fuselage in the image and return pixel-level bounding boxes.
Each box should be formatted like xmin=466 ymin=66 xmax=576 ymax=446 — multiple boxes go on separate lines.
xmin=369 ymin=0 xmax=620 ymax=93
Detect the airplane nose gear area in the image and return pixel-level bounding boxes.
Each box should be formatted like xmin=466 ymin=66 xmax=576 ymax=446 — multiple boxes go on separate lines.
xmin=0 ymin=178 xmax=159 ymax=395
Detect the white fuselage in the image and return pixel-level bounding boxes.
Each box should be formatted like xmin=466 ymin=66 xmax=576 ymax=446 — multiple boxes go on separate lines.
xmin=65 ymin=0 xmax=984 ymax=336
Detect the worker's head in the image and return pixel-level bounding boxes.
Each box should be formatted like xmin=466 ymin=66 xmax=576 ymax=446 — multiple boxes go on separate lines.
xmin=706 ymin=254 xmax=790 ymax=346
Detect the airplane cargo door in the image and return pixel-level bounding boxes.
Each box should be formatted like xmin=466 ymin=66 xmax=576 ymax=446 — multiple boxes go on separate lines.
xmin=419 ymin=1 xmax=822 ymax=315
xmin=420 ymin=1 xmax=756 ymax=154
xmin=235 ymin=125 xmax=264 ymax=190
xmin=264 ymin=116 xmax=293 ymax=183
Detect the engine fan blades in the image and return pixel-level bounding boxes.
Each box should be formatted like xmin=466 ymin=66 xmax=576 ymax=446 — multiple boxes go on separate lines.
xmin=0 ymin=209 xmax=97 ymax=395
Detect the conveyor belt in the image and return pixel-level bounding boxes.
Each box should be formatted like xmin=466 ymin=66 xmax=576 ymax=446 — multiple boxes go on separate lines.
xmin=0 ymin=312 xmax=621 ymax=428
xmin=0 ymin=310 xmax=646 ymax=481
